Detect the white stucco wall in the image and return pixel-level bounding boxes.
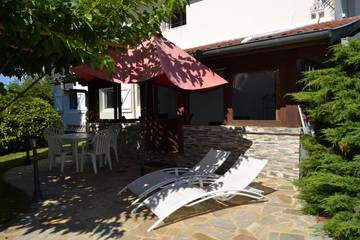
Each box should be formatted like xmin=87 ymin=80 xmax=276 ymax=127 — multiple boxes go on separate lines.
xmin=162 ymin=0 xmax=336 ymax=49
xmin=54 ymin=82 xmax=87 ymax=130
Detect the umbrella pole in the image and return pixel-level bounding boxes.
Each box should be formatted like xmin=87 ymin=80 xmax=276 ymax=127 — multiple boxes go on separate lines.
xmin=31 ymin=137 xmax=44 ymax=202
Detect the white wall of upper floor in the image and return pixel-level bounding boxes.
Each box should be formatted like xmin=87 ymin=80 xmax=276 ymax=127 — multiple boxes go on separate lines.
xmin=162 ymin=0 xmax=341 ymax=49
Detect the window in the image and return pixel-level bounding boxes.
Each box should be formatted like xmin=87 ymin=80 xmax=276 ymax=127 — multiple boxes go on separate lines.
xmin=69 ymin=92 xmax=78 ymax=110
xmin=169 ymin=9 xmax=186 ymax=28
xmin=232 ymin=71 xmax=276 ymax=120
xmin=105 ymin=89 xmax=114 ymax=109
xmin=158 ymin=86 xmax=177 ymax=119
xmin=189 ymin=87 xmax=224 ymax=125
xmin=99 ymin=87 xmax=116 ymax=120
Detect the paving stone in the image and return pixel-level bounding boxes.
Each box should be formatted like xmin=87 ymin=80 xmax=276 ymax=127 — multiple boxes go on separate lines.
xmin=192 ymin=233 xmax=217 ymax=240
xmin=262 ymin=206 xmax=283 ymax=216
xmin=269 ymin=232 xmax=280 ymax=240
xmin=233 ymin=209 xmax=259 ymax=228
xmin=232 ymin=234 xmax=257 ymax=240
xmin=283 ymin=209 xmax=304 ymax=216
xmin=279 ymin=233 xmax=304 ymax=240
xmin=277 ymin=194 xmax=293 ymax=204
xmin=208 ymin=219 xmax=236 ymax=232
xmin=1 ymin=155 xmax=329 ymax=240
xmin=183 ymin=126 xmax=300 ymax=180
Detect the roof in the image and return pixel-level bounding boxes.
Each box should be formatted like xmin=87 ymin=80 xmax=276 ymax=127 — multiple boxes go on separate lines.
xmin=186 ymin=16 xmax=360 ymax=54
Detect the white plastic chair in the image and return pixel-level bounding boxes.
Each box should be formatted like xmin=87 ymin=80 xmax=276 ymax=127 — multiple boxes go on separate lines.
xmin=80 ymin=129 xmax=112 ymax=174
xmin=109 ymin=125 xmax=121 ymax=162
xmin=47 ymin=136 xmax=73 ymax=172
xmin=43 ymin=128 xmax=64 ymax=139
xmin=118 ymin=149 xmax=231 ymax=205
xmin=44 ymin=127 xmax=65 ymax=170
xmin=132 ymin=156 xmax=268 ymax=232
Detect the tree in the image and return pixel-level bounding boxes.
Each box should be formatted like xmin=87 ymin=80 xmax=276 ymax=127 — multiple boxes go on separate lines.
xmin=0 ymin=0 xmax=188 ymax=202
xmin=293 ymin=39 xmax=360 ymax=158
xmin=0 ymin=96 xmax=63 ymax=154
xmin=0 ymin=0 xmax=188 ymax=113
xmin=0 ymin=0 xmax=188 ymax=77
xmin=0 ymin=82 xmax=6 ymax=96
xmin=7 ymin=76 xmax=54 ymax=105
xmin=292 ymin=39 xmax=360 ymax=239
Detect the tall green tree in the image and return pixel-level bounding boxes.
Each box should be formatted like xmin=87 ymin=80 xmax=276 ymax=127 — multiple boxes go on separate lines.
xmin=292 ymin=39 xmax=360 ymax=239
xmin=293 ymin=39 xmax=360 ymax=158
xmin=0 ymin=0 xmax=188 ymax=77
xmin=0 ymin=0 xmax=187 ymax=112
xmin=7 ymin=76 xmax=54 ymax=105
xmin=0 ymin=82 xmax=6 ymax=96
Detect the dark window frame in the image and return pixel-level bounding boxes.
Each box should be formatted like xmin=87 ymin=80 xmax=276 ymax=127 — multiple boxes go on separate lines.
xmin=231 ymin=70 xmax=277 ymax=121
xmin=169 ymin=9 xmax=186 ymax=28
xmin=69 ymin=92 xmax=78 ymax=110
xmin=104 ymin=89 xmax=114 ymax=109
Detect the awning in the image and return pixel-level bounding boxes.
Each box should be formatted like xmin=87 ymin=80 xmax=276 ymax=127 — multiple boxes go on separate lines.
xmin=71 ymin=34 xmax=228 ymax=90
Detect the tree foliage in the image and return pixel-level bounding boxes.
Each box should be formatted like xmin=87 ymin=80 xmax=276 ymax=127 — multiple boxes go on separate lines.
xmin=0 ymin=0 xmax=188 ymax=77
xmin=293 ymin=39 xmax=360 ymax=239
xmin=6 ymin=76 xmax=54 ymax=105
xmin=0 ymin=82 xmax=6 ymax=96
xmin=293 ymin=39 xmax=360 ymax=158
xmin=0 ymin=96 xmax=63 ymax=154
xmin=0 ymin=0 xmax=186 ymax=150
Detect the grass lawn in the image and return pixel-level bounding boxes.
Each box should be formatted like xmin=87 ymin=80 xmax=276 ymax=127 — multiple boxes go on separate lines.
xmin=0 ymin=148 xmax=48 ymax=225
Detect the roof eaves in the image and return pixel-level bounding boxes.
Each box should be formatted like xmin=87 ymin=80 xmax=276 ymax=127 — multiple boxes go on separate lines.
xmin=194 ymin=29 xmax=331 ymax=58
xmin=329 ymin=18 xmax=360 ymax=43
xmin=193 ymin=17 xmax=360 ymax=58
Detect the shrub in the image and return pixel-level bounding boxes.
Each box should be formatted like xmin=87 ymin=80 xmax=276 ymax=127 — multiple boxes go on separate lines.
xmin=293 ymin=39 xmax=360 ymax=239
xmin=0 ymin=96 xmax=63 ymax=154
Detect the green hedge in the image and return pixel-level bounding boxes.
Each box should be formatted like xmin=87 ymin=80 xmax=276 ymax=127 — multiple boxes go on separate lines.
xmin=299 ymin=137 xmax=360 ymax=239
xmin=293 ymin=39 xmax=360 ymax=239
xmin=0 ymin=96 xmax=63 ymax=154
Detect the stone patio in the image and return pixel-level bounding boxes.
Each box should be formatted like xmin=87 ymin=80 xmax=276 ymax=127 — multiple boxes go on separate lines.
xmin=0 ymin=154 xmax=330 ymax=240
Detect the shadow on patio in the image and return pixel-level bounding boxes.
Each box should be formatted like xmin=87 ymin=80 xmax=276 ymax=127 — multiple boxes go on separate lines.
xmin=0 ymin=146 xmax=278 ymax=240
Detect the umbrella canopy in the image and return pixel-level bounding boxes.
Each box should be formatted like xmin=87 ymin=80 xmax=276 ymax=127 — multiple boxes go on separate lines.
xmin=71 ymin=34 xmax=227 ymax=90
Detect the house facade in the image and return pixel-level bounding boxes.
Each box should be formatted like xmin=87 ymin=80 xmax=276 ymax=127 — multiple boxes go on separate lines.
xmin=54 ymin=82 xmax=141 ymax=132
xmin=136 ymin=0 xmax=360 ymax=177
xmin=163 ymin=0 xmax=334 ymax=49
xmin=155 ymin=0 xmax=360 ymax=128
xmin=163 ymin=0 xmax=360 ymax=50
xmin=68 ymin=0 xmax=360 ymax=178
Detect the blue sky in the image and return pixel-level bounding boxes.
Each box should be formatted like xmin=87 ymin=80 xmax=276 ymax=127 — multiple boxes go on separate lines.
xmin=0 ymin=74 xmax=18 ymax=85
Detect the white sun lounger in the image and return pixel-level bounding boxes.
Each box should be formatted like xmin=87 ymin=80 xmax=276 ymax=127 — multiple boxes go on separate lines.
xmin=118 ymin=149 xmax=231 ymax=205
xmin=132 ymin=156 xmax=268 ymax=232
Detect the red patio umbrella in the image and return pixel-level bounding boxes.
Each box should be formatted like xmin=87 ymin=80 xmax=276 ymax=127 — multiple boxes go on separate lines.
xmin=71 ymin=34 xmax=227 ymax=90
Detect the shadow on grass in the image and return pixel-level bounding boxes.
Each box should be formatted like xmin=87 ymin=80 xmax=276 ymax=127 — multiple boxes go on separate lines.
xmin=0 ymin=148 xmax=48 ymax=227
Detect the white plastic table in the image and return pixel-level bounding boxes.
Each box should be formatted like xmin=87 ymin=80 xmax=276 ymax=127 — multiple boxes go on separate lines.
xmin=57 ymin=133 xmax=93 ymax=172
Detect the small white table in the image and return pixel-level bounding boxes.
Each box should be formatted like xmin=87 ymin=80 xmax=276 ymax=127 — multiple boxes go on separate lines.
xmin=57 ymin=133 xmax=93 ymax=172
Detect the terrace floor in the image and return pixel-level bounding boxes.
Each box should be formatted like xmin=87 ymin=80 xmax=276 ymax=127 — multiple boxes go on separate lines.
xmin=0 ymin=155 xmax=330 ymax=240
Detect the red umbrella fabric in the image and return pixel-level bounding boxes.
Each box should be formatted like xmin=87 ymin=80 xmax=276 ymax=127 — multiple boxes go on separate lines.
xmin=71 ymin=34 xmax=227 ymax=90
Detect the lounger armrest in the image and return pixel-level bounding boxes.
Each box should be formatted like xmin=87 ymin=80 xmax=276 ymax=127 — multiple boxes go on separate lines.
xmin=160 ymin=167 xmax=191 ymax=176
xmin=175 ymin=176 xmax=217 ymax=188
